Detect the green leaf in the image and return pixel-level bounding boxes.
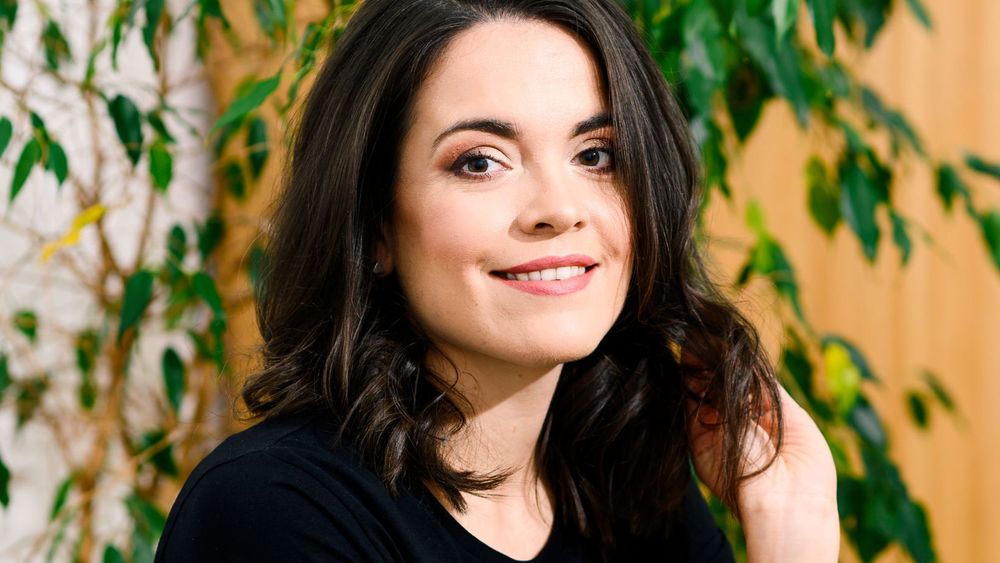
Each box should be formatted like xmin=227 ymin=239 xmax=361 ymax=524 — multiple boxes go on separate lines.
xmin=860 ymin=87 xmax=924 ymax=156
xmin=13 ymin=309 xmax=37 ymax=342
xmin=824 ymin=341 xmax=861 ymax=415
xmin=849 ymin=396 xmax=886 ymax=449
xmin=839 ymin=158 xmax=881 ymax=262
xmin=935 ymin=164 xmax=971 ymax=214
xmin=0 ymin=354 xmax=9 ymax=401
xmin=223 ymin=160 xmax=246 ymax=200
xmin=725 ymin=60 xmax=770 ymax=141
xmin=889 ymin=209 xmax=912 ymax=266
xmin=46 ymin=142 xmax=68 ymax=187
xmin=125 ymin=493 xmax=166 ymax=543
xmin=76 ymin=330 xmax=99 ymax=408
xmin=906 ymin=391 xmax=929 ymax=429
xmin=906 ymin=0 xmax=932 ymax=28
xmin=964 ymin=152 xmax=1000 ymax=182
xmin=253 ymin=0 xmax=287 ymax=42
xmin=166 ymin=224 xmax=187 ymax=278
xmin=806 ymin=157 xmax=840 ymax=235
xmin=10 ymin=138 xmax=41 ymax=202
xmin=196 ymin=214 xmax=225 ymax=261
xmin=681 ymin=1 xmax=725 ymax=115
xmin=0 ymin=116 xmax=11 ymax=157
xmin=49 ymin=474 xmax=73 ymax=521
xmin=15 ymin=376 xmax=47 ymax=429
xmin=192 ymin=272 xmax=224 ymax=317
xmin=118 ymin=270 xmax=154 ymax=343
xmin=210 ymin=73 xmax=281 ymax=135
xmin=107 ymin=94 xmax=144 ymax=166
xmin=41 ymin=20 xmax=72 ymax=71
xmin=922 ymin=370 xmax=956 ymax=413
xmin=146 ymin=111 xmax=175 ymax=144
xmin=978 ymin=209 xmax=1000 ymax=272
xmin=735 ymin=12 xmax=809 ymax=126
xmin=103 ymin=545 xmax=125 ymax=563
xmin=808 ymin=0 xmax=836 ymax=56
xmin=138 ymin=430 xmax=178 ymax=477
xmin=246 ymin=241 xmax=266 ymax=298
xmin=162 ymin=347 xmax=185 ymax=414
xmin=142 ymin=0 xmax=164 ymax=69
xmin=246 ymin=116 xmax=268 ymax=178
xmin=771 ymin=0 xmax=798 ymax=41
xmin=148 ymin=139 xmax=172 ymax=192
xmin=0 ymin=451 xmax=9 ymax=507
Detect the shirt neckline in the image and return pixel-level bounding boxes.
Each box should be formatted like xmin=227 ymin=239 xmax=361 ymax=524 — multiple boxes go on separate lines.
xmin=412 ymin=479 xmax=563 ymax=563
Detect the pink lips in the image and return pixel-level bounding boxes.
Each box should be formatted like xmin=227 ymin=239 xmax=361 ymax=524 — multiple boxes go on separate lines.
xmin=491 ymin=254 xmax=597 ymax=296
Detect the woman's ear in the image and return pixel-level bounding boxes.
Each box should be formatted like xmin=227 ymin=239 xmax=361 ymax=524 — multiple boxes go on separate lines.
xmin=374 ymin=222 xmax=395 ymax=275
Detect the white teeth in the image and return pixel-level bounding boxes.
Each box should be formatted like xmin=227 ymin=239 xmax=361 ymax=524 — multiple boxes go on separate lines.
xmin=502 ymin=266 xmax=588 ymax=281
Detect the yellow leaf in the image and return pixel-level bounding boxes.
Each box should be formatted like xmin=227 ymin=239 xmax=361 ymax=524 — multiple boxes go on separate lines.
xmin=823 ymin=342 xmax=861 ymax=415
xmin=40 ymin=204 xmax=107 ymax=262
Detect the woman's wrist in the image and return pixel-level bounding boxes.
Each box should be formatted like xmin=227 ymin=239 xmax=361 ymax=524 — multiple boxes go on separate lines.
xmin=740 ymin=493 xmax=840 ymax=563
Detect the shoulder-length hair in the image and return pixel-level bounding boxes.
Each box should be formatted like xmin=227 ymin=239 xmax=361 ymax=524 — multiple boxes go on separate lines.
xmin=242 ymin=0 xmax=782 ymax=557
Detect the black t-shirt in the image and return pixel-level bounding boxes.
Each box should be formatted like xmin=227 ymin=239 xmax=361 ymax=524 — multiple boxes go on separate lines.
xmin=155 ymin=411 xmax=734 ymax=562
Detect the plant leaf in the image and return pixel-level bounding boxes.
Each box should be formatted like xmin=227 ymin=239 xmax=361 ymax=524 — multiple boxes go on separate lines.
xmin=107 ymin=94 xmax=144 ymax=166
xmin=162 ymin=347 xmax=185 ymax=414
xmin=0 ymin=115 xmax=11 ymax=157
xmin=906 ymin=391 xmax=929 ymax=429
xmin=46 ymin=142 xmax=69 ymax=187
xmin=196 ymin=214 xmax=225 ymax=262
xmin=806 ymin=157 xmax=840 ymax=235
xmin=223 ymin=160 xmax=246 ymax=200
xmin=246 ymin=116 xmax=268 ymax=178
xmin=41 ymin=20 xmax=72 ymax=71
xmin=935 ymin=164 xmax=971 ymax=214
xmin=839 ymin=158 xmax=881 ymax=262
xmin=889 ymin=209 xmax=912 ymax=266
xmin=808 ymin=0 xmax=836 ymax=56
xmin=978 ymin=209 xmax=1000 ymax=272
xmin=0 ymin=451 xmax=9 ymax=507
xmin=10 ymin=138 xmax=41 ymax=202
xmin=41 ymin=204 xmax=107 ymax=262
xmin=681 ymin=1 xmax=725 ymax=115
xmin=13 ymin=310 xmax=37 ymax=342
xmin=118 ymin=270 xmax=154 ymax=343
xmin=922 ymin=370 xmax=956 ymax=412
xmin=192 ymin=272 xmax=224 ymax=317
xmin=49 ymin=474 xmax=73 ymax=521
xmin=771 ymin=0 xmax=798 ymax=41
xmin=210 ymin=73 xmax=281 ymax=135
xmin=964 ymin=152 xmax=1000 ymax=182
xmin=103 ymin=545 xmax=125 ymax=563
xmin=142 ymin=0 xmax=164 ymax=69
xmin=906 ymin=0 xmax=932 ymax=28
xmin=149 ymin=139 xmax=172 ymax=192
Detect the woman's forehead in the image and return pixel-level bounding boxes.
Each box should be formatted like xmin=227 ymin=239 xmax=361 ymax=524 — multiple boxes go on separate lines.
xmin=408 ymin=19 xmax=608 ymax=141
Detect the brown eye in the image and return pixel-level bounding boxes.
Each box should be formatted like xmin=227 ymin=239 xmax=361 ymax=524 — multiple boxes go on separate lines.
xmin=575 ymin=146 xmax=613 ymax=171
xmin=467 ymin=157 xmax=491 ymax=173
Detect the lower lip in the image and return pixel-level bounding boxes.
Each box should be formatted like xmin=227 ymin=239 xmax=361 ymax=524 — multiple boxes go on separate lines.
xmin=491 ymin=266 xmax=596 ymax=296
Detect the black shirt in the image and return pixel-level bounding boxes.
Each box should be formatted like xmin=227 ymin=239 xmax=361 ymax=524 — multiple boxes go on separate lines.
xmin=155 ymin=411 xmax=734 ymax=562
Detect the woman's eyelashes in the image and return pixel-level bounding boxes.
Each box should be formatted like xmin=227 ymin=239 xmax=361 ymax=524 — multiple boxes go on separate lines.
xmin=448 ymin=143 xmax=615 ymax=181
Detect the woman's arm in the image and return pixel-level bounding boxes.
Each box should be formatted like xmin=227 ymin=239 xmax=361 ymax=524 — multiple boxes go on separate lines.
xmin=688 ymin=384 xmax=840 ymax=562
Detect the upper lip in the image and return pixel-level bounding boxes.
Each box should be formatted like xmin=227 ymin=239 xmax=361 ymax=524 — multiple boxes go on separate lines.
xmin=494 ymin=254 xmax=597 ymax=275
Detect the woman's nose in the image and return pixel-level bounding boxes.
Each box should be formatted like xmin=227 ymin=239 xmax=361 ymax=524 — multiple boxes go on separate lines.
xmin=515 ymin=167 xmax=590 ymax=235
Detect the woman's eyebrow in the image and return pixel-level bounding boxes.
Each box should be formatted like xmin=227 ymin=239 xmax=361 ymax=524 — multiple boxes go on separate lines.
xmin=431 ymin=112 xmax=612 ymax=149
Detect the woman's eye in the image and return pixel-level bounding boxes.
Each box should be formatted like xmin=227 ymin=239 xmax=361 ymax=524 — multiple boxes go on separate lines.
xmin=452 ymin=152 xmax=505 ymax=179
xmin=575 ymin=147 xmax=613 ymax=171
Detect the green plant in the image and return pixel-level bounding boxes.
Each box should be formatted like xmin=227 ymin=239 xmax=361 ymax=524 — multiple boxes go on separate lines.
xmin=0 ymin=0 xmax=991 ymax=561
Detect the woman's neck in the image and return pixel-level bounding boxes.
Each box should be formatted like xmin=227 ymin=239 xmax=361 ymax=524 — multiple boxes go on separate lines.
xmin=426 ymin=348 xmax=563 ymax=502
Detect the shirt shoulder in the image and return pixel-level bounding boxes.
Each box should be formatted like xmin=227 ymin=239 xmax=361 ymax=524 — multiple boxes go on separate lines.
xmin=154 ymin=412 xmax=403 ymax=563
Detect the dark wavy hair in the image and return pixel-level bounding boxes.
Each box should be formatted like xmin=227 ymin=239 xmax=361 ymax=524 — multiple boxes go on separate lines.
xmin=241 ymin=0 xmax=782 ymax=557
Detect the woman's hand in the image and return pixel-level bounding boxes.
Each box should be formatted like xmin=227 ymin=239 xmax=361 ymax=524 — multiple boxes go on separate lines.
xmin=687 ymin=383 xmax=840 ymax=562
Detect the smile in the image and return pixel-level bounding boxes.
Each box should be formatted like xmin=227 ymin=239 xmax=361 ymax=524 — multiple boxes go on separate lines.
xmin=491 ymin=264 xmax=597 ymax=296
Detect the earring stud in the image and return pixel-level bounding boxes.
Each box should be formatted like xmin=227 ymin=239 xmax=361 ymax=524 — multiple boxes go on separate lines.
xmin=373 ymin=260 xmax=384 ymax=274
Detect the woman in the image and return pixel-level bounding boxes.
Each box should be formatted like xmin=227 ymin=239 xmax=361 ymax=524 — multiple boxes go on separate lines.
xmin=155 ymin=0 xmax=838 ymax=561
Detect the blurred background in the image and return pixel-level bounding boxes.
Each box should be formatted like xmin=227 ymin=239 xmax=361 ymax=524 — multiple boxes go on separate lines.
xmin=0 ymin=0 xmax=996 ymax=561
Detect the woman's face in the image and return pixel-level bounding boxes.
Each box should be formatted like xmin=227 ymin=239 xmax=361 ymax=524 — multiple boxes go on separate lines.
xmin=383 ymin=20 xmax=632 ymax=374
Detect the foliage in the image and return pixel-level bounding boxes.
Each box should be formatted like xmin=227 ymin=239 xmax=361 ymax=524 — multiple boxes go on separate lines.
xmin=0 ymin=0 xmax=989 ymax=561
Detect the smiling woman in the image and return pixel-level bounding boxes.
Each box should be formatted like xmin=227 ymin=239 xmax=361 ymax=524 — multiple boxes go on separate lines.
xmin=154 ymin=1 xmax=838 ymax=562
